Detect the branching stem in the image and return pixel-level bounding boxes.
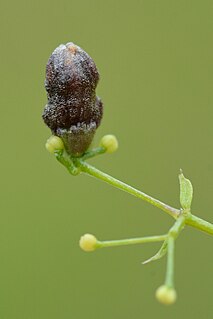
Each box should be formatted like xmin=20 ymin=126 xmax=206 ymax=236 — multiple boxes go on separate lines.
xmin=54 ymin=150 xmax=213 ymax=237
xmin=49 ymin=144 xmax=213 ymax=305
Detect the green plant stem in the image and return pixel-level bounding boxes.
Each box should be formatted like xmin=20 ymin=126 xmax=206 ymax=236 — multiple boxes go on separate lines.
xmin=165 ymin=237 xmax=175 ymax=288
xmin=55 ymin=151 xmax=79 ymax=175
xmin=169 ymin=214 xmax=186 ymax=238
xmin=55 ymin=151 xmax=213 ymax=236
xmin=96 ymin=234 xmax=167 ymax=249
xmin=185 ymin=214 xmax=213 ymax=235
xmin=164 ymin=215 xmax=185 ymax=288
xmin=78 ymin=160 xmax=180 ymax=219
xmin=81 ymin=147 xmax=106 ymax=161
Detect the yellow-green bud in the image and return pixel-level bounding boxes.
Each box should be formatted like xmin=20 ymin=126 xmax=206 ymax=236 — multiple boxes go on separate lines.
xmin=155 ymin=285 xmax=177 ymax=305
xmin=79 ymin=234 xmax=98 ymax=252
xmin=179 ymin=170 xmax=193 ymax=211
xmin=45 ymin=136 xmax=64 ymax=154
xmin=100 ymin=135 xmax=118 ymax=153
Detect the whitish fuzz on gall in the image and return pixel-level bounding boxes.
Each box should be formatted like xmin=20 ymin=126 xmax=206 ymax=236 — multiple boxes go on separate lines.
xmin=42 ymin=42 xmax=103 ymax=156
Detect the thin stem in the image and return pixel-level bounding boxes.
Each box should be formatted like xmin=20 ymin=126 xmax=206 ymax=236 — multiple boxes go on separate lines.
xmin=55 ymin=151 xmax=78 ymax=174
xmin=186 ymin=214 xmax=213 ymax=235
xmin=54 ymin=151 xmax=213 ymax=237
xmin=81 ymin=147 xmax=106 ymax=161
xmin=165 ymin=237 xmax=175 ymax=288
xmin=169 ymin=214 xmax=186 ymax=238
xmin=78 ymin=160 xmax=180 ymax=219
xmin=96 ymin=234 xmax=167 ymax=249
xmin=164 ymin=215 xmax=185 ymax=288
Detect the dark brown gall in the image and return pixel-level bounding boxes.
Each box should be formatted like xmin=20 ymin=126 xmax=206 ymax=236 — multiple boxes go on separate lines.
xmin=42 ymin=42 xmax=103 ymax=156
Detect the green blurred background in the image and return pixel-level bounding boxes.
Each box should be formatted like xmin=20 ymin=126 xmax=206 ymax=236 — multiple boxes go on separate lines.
xmin=0 ymin=0 xmax=213 ymax=318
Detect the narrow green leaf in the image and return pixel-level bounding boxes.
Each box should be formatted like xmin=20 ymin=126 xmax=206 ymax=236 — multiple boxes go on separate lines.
xmin=179 ymin=170 xmax=193 ymax=210
xmin=142 ymin=240 xmax=168 ymax=265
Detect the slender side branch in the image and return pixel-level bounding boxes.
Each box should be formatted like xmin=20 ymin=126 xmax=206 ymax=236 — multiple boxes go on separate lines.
xmin=186 ymin=214 xmax=213 ymax=235
xmin=165 ymin=237 xmax=175 ymax=288
xmin=81 ymin=147 xmax=106 ymax=161
xmin=164 ymin=215 xmax=185 ymax=289
xmin=77 ymin=160 xmax=180 ymax=219
xmin=96 ymin=234 xmax=167 ymax=249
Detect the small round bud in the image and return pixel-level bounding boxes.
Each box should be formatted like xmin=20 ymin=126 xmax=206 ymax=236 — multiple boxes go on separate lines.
xmin=100 ymin=135 xmax=118 ymax=153
xmin=79 ymin=234 xmax=98 ymax=252
xmin=45 ymin=136 xmax=64 ymax=154
xmin=155 ymin=285 xmax=177 ymax=305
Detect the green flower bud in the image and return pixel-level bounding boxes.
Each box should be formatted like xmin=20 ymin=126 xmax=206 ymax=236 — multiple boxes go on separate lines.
xmin=79 ymin=234 xmax=98 ymax=252
xmin=155 ymin=285 xmax=177 ymax=305
xmin=100 ymin=135 xmax=118 ymax=153
xmin=45 ymin=136 xmax=64 ymax=154
xmin=179 ymin=170 xmax=193 ymax=211
xmin=42 ymin=42 xmax=103 ymax=157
